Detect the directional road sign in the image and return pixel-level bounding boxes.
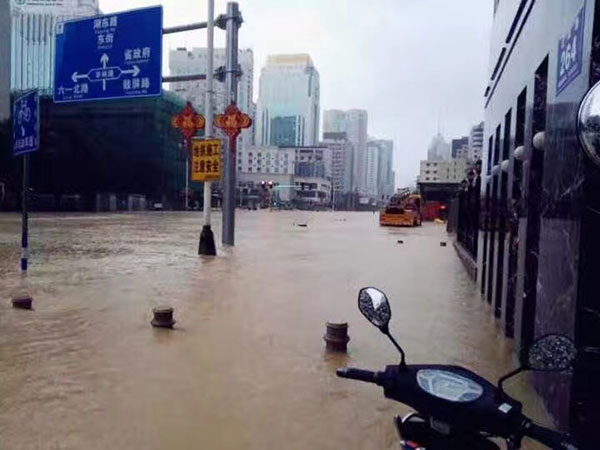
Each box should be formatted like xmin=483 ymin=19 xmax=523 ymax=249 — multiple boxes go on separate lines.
xmin=13 ymin=90 xmax=39 ymax=156
xmin=54 ymin=6 xmax=163 ymax=103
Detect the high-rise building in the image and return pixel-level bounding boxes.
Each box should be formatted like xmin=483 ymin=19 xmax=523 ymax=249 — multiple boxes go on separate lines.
xmin=322 ymin=108 xmax=368 ymax=194
xmin=427 ymin=133 xmax=451 ymax=161
xmin=1 ymin=0 xmax=10 ymax=121
xmin=169 ymin=47 xmax=254 ymax=118
xmin=10 ymin=0 xmax=99 ymax=92
xmin=255 ymin=54 xmax=320 ymax=148
xmin=365 ymin=142 xmax=379 ymax=198
xmin=451 ymin=136 xmax=469 ymax=158
xmin=374 ymin=139 xmax=394 ymax=199
xmin=169 ymin=47 xmax=254 ymax=149
xmin=322 ymin=110 xmax=346 ymax=133
xmin=468 ymin=121 xmax=484 ymax=162
xmin=322 ymin=131 xmax=353 ymax=194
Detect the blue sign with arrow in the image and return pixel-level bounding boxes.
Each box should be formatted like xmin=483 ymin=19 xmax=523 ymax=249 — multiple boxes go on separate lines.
xmin=54 ymin=6 xmax=163 ymax=103
xmin=13 ymin=90 xmax=39 ymax=156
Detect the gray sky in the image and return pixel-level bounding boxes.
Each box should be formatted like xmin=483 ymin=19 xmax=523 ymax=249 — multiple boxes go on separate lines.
xmin=101 ymin=0 xmax=493 ymax=187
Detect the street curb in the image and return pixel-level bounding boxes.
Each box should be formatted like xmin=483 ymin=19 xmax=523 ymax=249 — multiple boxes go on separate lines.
xmin=453 ymin=240 xmax=477 ymax=282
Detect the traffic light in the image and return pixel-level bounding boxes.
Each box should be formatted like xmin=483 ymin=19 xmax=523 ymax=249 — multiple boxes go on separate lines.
xmin=260 ymin=180 xmax=267 ymax=191
xmin=268 ymin=181 xmax=274 ymax=190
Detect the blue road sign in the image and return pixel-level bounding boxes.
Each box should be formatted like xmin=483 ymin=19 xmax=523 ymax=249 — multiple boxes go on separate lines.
xmin=54 ymin=6 xmax=163 ymax=103
xmin=13 ymin=90 xmax=39 ymax=156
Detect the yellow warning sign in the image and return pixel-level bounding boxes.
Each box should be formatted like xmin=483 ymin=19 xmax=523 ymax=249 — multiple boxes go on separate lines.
xmin=191 ymin=138 xmax=221 ymax=182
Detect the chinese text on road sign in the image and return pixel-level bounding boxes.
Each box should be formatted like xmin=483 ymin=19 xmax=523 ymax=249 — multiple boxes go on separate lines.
xmin=13 ymin=90 xmax=39 ymax=156
xmin=54 ymin=6 xmax=162 ymax=103
xmin=191 ymin=139 xmax=221 ymax=182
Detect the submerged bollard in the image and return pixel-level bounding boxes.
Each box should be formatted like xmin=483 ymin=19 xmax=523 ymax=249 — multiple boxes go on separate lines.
xmin=151 ymin=306 xmax=175 ymax=328
xmin=324 ymin=322 xmax=350 ymax=352
xmin=12 ymin=295 xmax=33 ymax=310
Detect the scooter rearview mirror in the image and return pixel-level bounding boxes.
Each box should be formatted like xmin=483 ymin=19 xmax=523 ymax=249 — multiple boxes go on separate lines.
xmin=525 ymin=334 xmax=577 ymax=371
xmin=358 ymin=287 xmax=406 ymax=368
xmin=358 ymin=287 xmax=391 ymax=332
xmin=497 ymin=334 xmax=576 ymax=399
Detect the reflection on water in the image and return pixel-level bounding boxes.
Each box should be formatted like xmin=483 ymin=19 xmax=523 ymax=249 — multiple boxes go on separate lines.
xmin=0 ymin=212 xmax=552 ymax=449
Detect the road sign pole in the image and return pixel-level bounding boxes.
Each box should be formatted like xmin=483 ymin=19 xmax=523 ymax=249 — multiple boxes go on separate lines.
xmin=21 ymin=153 xmax=29 ymax=272
xmin=222 ymin=2 xmax=240 ymax=246
xmin=185 ymin=152 xmax=189 ymax=210
xmin=198 ymin=0 xmax=217 ymax=256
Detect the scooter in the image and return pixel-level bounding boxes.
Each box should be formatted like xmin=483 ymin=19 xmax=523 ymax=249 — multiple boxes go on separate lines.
xmin=336 ymin=287 xmax=580 ymax=449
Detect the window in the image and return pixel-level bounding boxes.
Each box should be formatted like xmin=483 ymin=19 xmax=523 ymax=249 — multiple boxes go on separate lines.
xmin=248 ymin=168 xmax=252 ymax=173
xmin=256 ymin=168 xmax=261 ymax=172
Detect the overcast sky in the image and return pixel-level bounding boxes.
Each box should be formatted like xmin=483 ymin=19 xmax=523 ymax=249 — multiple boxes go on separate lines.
xmin=101 ymin=0 xmax=493 ymax=187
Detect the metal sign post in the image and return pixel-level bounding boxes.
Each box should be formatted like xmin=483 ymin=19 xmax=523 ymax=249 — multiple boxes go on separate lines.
xmin=13 ymin=90 xmax=39 ymax=272
xmin=198 ymin=0 xmax=217 ymax=256
xmin=222 ymin=2 xmax=242 ymax=246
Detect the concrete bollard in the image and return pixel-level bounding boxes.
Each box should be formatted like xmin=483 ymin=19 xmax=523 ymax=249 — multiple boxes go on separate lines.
xmin=324 ymin=322 xmax=350 ymax=352
xmin=440 ymin=241 xmax=447 ymax=247
xmin=12 ymin=295 xmax=33 ymax=310
xmin=151 ymin=306 xmax=175 ymax=328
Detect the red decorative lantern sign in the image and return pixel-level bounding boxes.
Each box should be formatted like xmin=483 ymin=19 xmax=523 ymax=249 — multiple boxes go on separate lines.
xmin=214 ymin=102 xmax=252 ymax=144
xmin=170 ymin=101 xmax=206 ymax=146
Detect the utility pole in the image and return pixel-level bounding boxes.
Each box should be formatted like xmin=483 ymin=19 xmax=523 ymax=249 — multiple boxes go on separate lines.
xmin=222 ymin=2 xmax=241 ymax=246
xmin=198 ymin=0 xmax=217 ymax=255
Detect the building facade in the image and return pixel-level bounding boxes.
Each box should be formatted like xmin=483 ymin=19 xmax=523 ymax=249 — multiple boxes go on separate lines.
xmin=365 ymin=141 xmax=379 ymax=198
xmin=322 ymin=108 xmax=368 ymax=194
xmin=451 ymin=136 xmax=469 ymax=159
xmin=10 ymin=0 xmax=99 ymax=93
xmin=255 ymin=54 xmax=320 ymax=148
xmin=237 ymin=145 xmax=295 ymax=175
xmin=322 ymin=109 xmax=347 ymax=133
xmin=321 ymin=131 xmax=353 ymax=195
xmin=480 ymin=0 xmax=600 ymax=442
xmin=469 ymin=121 xmax=484 ymax=162
xmin=169 ymin=47 xmax=254 ymax=150
xmin=374 ymin=139 xmax=394 ymax=200
xmin=290 ymin=145 xmax=331 ymax=179
xmin=418 ymin=158 xmax=467 ymax=184
xmin=427 ymin=133 xmax=451 ymax=161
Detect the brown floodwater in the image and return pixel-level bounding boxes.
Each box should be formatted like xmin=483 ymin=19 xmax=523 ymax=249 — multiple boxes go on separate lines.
xmin=0 ymin=211 xmax=554 ymax=449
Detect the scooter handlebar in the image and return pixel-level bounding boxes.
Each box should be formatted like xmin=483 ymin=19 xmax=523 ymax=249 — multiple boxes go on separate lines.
xmin=523 ymin=421 xmax=579 ymax=449
xmin=336 ymin=367 xmax=379 ymax=384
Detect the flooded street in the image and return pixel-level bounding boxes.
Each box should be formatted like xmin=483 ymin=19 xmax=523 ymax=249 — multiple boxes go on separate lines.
xmin=0 ymin=211 xmax=552 ymax=449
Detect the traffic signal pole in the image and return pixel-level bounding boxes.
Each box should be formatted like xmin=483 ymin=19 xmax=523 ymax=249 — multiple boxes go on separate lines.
xmin=198 ymin=0 xmax=217 ymax=256
xmin=222 ymin=2 xmax=241 ymax=246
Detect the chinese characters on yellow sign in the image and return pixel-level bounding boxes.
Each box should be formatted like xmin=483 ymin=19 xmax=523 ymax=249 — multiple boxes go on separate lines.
xmin=191 ymin=138 xmax=222 ymax=182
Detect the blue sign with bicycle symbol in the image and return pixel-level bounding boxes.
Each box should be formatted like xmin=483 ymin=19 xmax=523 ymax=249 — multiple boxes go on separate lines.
xmin=13 ymin=90 xmax=39 ymax=156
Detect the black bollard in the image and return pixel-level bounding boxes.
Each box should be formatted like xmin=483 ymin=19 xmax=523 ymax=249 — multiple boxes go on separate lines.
xmin=324 ymin=322 xmax=350 ymax=352
xmin=12 ymin=295 xmax=33 ymax=310
xmin=397 ymin=240 xmax=404 ymax=244
xmin=151 ymin=306 xmax=175 ymax=328
xmin=440 ymin=242 xmax=447 ymax=247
